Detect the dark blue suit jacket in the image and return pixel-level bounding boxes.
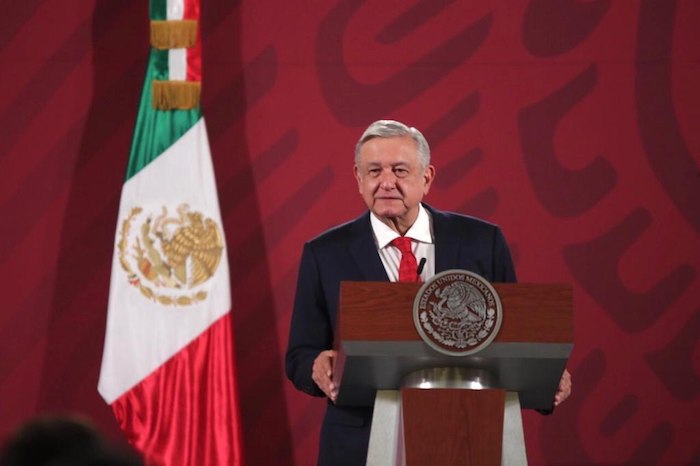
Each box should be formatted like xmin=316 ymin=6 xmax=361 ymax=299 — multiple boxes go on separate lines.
xmin=285 ymin=205 xmax=516 ymax=465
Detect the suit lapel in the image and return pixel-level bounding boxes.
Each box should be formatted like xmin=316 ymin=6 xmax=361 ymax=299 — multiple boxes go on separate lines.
xmin=348 ymin=212 xmax=389 ymax=281
xmin=427 ymin=205 xmax=461 ymax=273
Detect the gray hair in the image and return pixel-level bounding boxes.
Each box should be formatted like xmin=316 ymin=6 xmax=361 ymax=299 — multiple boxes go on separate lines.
xmin=354 ymin=120 xmax=431 ymax=168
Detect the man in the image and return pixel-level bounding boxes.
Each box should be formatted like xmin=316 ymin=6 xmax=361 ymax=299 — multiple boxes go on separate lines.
xmin=285 ymin=120 xmax=571 ymax=465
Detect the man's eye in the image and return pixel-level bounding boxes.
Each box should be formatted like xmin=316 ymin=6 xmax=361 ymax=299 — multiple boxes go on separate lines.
xmin=368 ymin=169 xmax=381 ymax=176
xmin=394 ymin=168 xmax=409 ymax=178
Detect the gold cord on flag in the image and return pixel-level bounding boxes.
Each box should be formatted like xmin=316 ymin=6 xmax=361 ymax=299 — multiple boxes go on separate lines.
xmin=150 ymin=20 xmax=198 ymax=49
xmin=152 ymin=81 xmax=201 ymax=110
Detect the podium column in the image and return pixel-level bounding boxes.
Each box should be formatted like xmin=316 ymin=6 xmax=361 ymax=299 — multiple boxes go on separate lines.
xmin=367 ymin=390 xmax=527 ymax=466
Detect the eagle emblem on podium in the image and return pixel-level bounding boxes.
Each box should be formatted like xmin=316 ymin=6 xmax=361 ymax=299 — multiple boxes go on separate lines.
xmin=413 ymin=270 xmax=503 ymax=356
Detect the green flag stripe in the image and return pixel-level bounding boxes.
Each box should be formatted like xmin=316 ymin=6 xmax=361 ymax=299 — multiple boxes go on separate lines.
xmin=150 ymin=0 xmax=167 ymax=20
xmin=152 ymin=47 xmax=169 ymax=81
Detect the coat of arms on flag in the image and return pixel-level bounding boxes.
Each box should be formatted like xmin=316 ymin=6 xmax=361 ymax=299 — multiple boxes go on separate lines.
xmin=117 ymin=204 xmax=224 ymax=306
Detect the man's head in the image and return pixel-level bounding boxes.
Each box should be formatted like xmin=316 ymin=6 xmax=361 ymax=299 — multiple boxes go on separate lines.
xmin=353 ymin=120 xmax=435 ymax=234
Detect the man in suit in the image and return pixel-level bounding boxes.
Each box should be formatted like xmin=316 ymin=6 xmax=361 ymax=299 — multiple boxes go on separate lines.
xmin=285 ymin=120 xmax=571 ymax=465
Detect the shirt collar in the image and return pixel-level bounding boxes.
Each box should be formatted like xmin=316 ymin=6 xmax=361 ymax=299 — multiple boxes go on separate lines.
xmin=370 ymin=203 xmax=434 ymax=249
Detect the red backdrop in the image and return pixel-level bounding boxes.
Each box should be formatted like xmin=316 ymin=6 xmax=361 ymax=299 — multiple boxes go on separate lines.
xmin=1 ymin=1 xmax=698 ymax=464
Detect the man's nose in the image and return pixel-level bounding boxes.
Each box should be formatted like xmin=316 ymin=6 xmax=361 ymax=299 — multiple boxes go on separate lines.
xmin=378 ymin=169 xmax=397 ymax=188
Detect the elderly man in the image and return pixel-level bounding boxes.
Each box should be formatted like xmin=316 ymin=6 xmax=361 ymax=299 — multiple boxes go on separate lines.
xmin=285 ymin=120 xmax=571 ymax=466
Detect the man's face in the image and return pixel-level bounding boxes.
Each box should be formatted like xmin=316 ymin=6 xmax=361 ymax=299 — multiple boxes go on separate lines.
xmin=354 ymin=135 xmax=435 ymax=231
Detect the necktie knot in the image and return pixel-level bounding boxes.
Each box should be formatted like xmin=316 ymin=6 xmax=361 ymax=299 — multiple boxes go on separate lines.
xmin=391 ymin=236 xmax=413 ymax=254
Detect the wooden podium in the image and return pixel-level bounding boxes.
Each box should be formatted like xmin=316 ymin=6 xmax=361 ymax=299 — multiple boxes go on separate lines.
xmin=332 ymin=281 xmax=573 ymax=466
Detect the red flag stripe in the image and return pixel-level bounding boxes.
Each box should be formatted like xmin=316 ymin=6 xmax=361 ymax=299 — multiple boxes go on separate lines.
xmin=111 ymin=312 xmax=243 ymax=466
xmin=184 ymin=0 xmax=201 ymax=82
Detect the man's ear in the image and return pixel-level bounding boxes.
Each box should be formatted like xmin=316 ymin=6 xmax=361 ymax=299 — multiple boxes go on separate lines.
xmin=423 ymin=165 xmax=436 ymax=195
xmin=353 ymin=165 xmax=362 ymax=192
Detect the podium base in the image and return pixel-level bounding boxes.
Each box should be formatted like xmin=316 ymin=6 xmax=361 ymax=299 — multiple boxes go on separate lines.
xmin=366 ymin=390 xmax=527 ymax=466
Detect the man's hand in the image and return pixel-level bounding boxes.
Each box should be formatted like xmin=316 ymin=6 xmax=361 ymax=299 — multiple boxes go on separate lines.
xmin=312 ymin=350 xmax=338 ymax=402
xmin=554 ymin=368 xmax=572 ymax=406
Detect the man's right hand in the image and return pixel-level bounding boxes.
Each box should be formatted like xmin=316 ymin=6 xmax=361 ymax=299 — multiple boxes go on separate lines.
xmin=312 ymin=350 xmax=338 ymax=402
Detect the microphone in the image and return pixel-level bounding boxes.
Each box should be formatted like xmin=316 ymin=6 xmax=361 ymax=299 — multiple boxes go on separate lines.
xmin=416 ymin=258 xmax=427 ymax=277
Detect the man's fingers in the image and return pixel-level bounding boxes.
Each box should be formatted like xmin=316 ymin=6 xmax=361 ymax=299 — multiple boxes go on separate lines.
xmin=312 ymin=350 xmax=339 ymax=401
xmin=554 ymin=369 xmax=572 ymax=406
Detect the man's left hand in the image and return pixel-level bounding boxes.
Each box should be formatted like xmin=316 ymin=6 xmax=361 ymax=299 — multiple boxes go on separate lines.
xmin=554 ymin=368 xmax=572 ymax=406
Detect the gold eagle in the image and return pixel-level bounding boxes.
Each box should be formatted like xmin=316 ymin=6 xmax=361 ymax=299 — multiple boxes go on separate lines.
xmin=159 ymin=211 xmax=223 ymax=287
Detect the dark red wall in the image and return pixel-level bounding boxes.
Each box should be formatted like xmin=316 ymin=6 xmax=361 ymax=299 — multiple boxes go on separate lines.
xmin=1 ymin=1 xmax=698 ymax=464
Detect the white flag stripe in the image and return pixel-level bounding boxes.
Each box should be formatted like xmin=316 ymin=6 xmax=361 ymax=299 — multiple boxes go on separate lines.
xmin=168 ymin=48 xmax=187 ymax=81
xmin=166 ymin=0 xmax=187 ymax=81
xmin=167 ymin=0 xmax=185 ymax=20
xmin=98 ymin=119 xmax=230 ymax=403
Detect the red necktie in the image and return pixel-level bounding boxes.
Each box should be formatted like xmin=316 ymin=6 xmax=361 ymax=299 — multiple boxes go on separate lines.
xmin=392 ymin=237 xmax=420 ymax=282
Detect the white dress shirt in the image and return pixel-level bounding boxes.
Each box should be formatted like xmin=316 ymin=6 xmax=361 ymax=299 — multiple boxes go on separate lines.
xmin=369 ymin=203 xmax=435 ymax=282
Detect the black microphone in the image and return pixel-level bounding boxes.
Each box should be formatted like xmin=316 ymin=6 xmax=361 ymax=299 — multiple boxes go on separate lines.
xmin=416 ymin=258 xmax=427 ymax=276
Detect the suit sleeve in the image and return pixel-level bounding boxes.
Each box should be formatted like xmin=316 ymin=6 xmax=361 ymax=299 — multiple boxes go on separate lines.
xmin=493 ymin=227 xmax=517 ymax=283
xmin=493 ymin=226 xmax=556 ymax=414
xmin=285 ymin=242 xmax=332 ymax=397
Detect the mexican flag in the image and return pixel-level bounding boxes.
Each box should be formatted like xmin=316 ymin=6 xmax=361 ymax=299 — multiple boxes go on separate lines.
xmin=98 ymin=1 xmax=243 ymax=465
